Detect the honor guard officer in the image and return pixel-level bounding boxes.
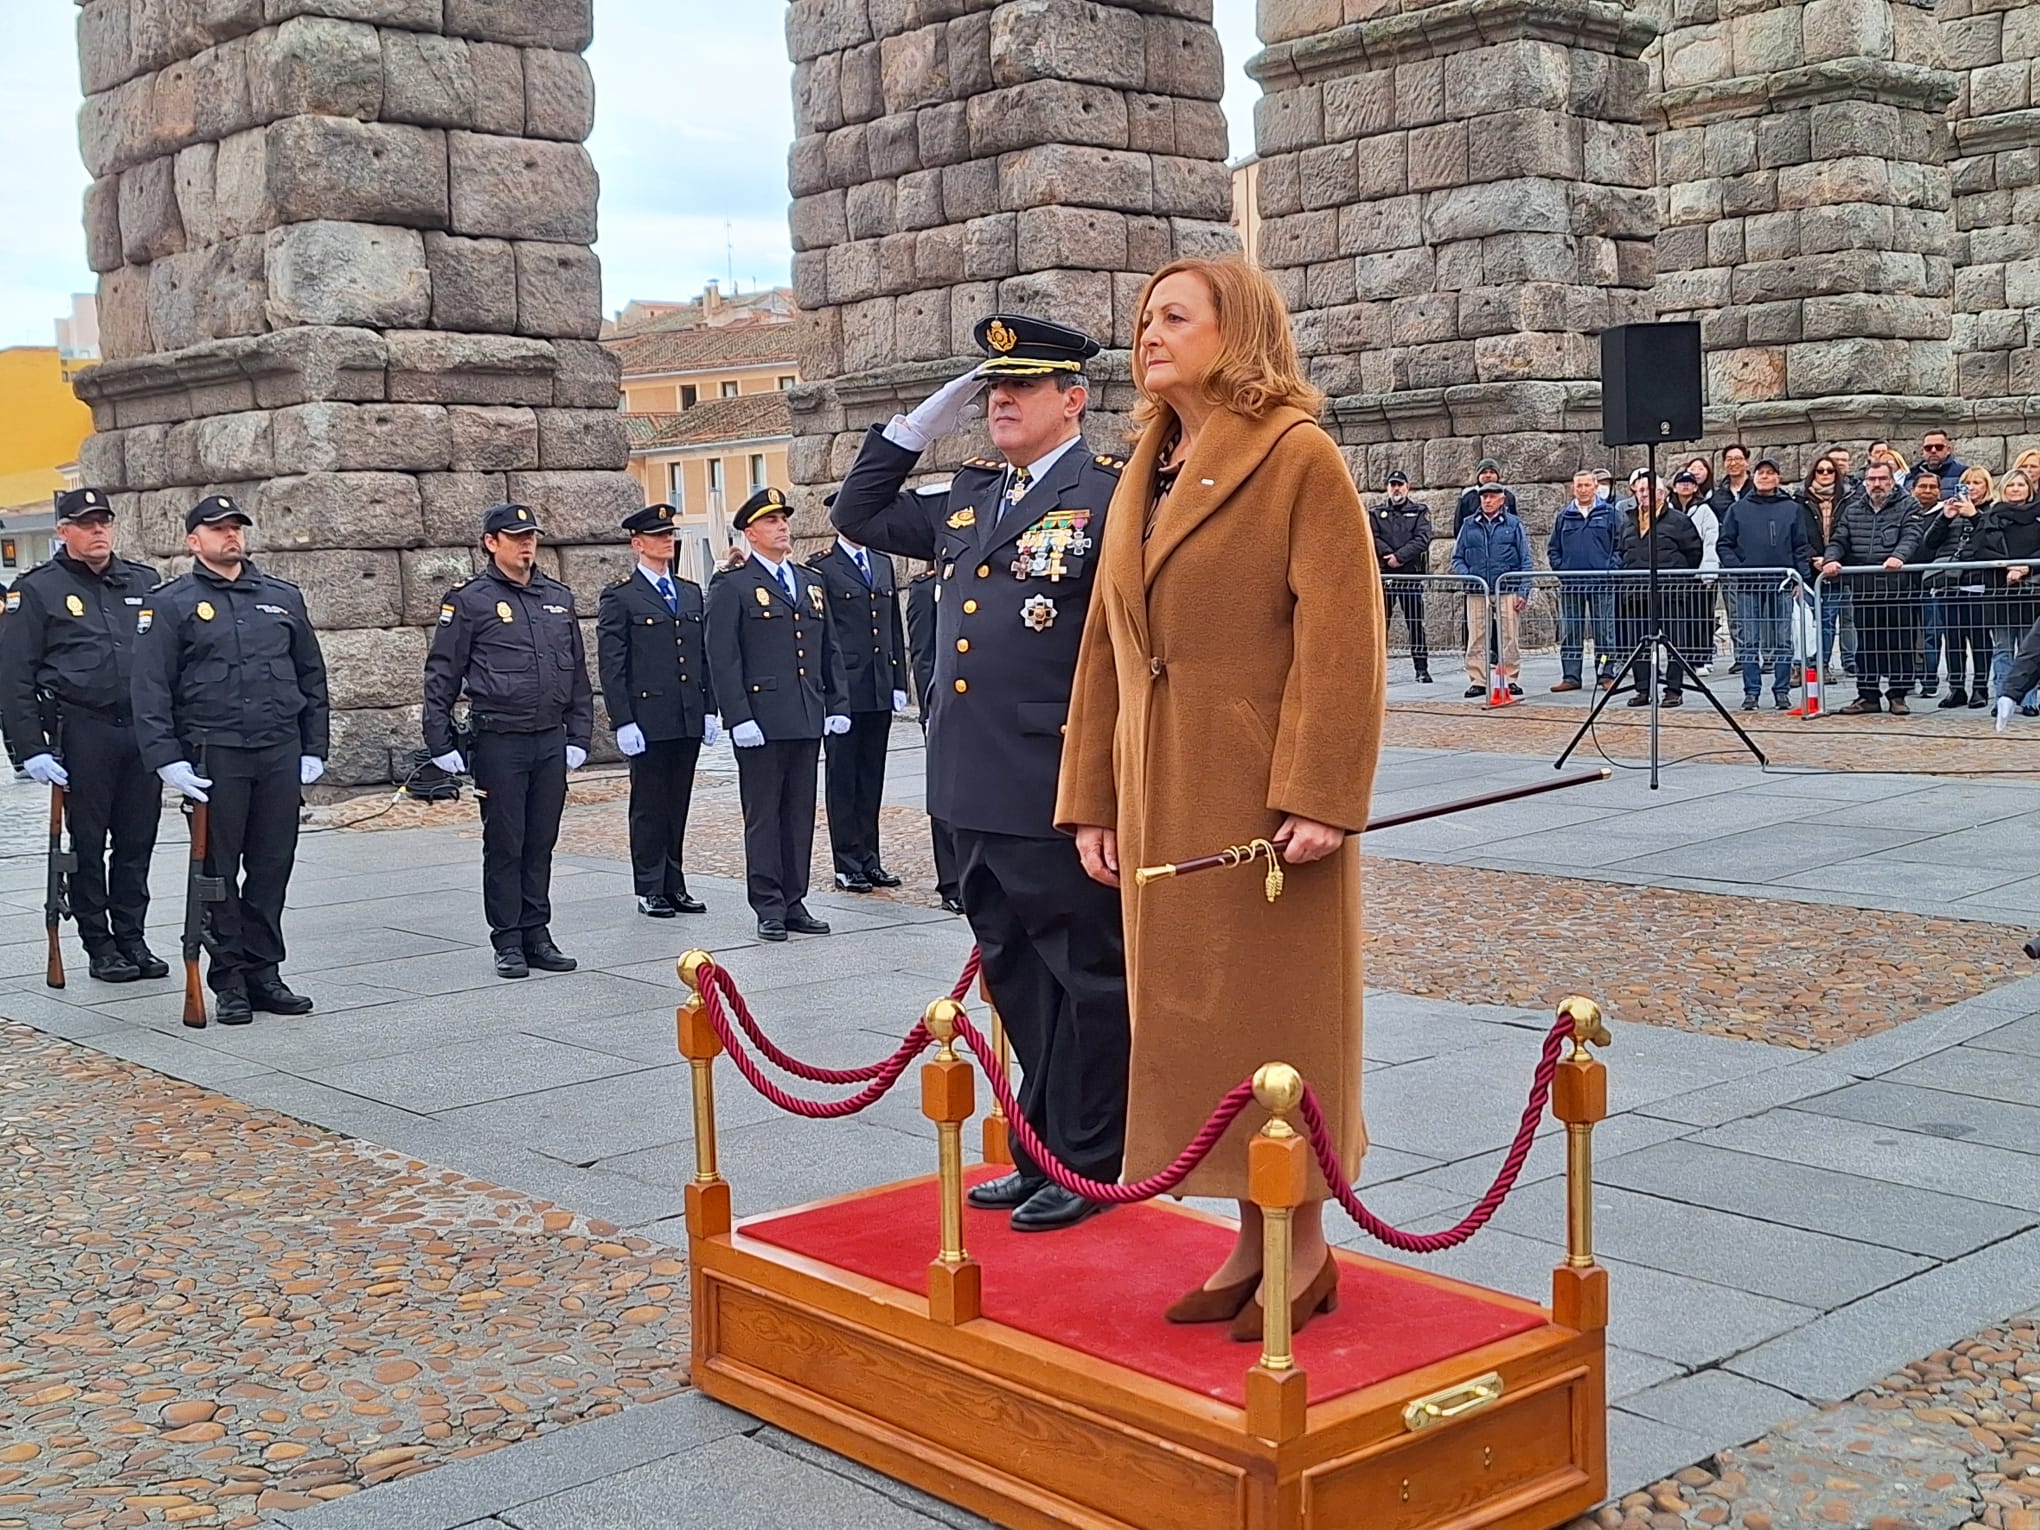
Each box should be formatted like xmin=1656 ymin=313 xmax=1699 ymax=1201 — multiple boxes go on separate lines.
xmin=832 ymin=312 xmax=1131 ymax=1232
xmin=807 ymin=525 xmax=907 ymax=892
xmin=0 ymin=489 xmax=166 ymax=982
xmin=597 ymin=503 xmax=718 ymax=918
xmin=424 ymin=503 xmax=594 ymax=980
xmin=704 ymin=487 xmax=850 ymax=942
xmin=130 ymin=496 xmax=329 ymax=1024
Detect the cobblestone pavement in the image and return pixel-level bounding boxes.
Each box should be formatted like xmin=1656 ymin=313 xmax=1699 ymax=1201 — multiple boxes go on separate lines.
xmin=1574 ymin=1310 xmax=2040 ymax=1530
xmin=0 ymin=1024 xmax=688 ymax=1528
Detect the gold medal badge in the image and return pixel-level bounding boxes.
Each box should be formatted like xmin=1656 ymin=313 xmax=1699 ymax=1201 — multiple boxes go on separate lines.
xmin=947 ymin=508 xmax=975 ymax=530
xmin=65 ymin=595 xmax=85 ymax=617
xmin=196 ymin=601 xmax=215 ymax=621
xmin=754 ymin=586 xmax=772 ymax=606
xmin=496 ymin=601 xmax=513 ymax=622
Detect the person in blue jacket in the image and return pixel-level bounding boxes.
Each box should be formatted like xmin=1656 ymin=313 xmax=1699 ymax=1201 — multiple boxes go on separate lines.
xmin=1546 ymin=469 xmax=1621 ymax=691
xmin=1450 ymin=482 xmax=1532 ymax=698
xmin=1719 ymin=459 xmax=1813 ymax=711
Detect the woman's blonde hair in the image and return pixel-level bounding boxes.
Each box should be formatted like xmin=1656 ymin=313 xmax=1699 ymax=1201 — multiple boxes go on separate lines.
xmin=1130 ymin=256 xmax=1323 ymax=430
xmin=1869 ymin=440 xmax=1909 ymax=476
xmin=2014 ymin=448 xmax=2040 ymax=475
xmin=2001 ymin=468 xmax=2032 ymax=502
xmin=1962 ymin=464 xmax=1995 ymax=501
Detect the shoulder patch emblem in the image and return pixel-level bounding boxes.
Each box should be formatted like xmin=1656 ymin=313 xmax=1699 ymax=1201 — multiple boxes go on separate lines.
xmin=5 ymin=591 xmax=20 ymax=612
xmin=438 ymin=604 xmax=455 ymax=626
xmin=137 ymin=609 xmax=152 ymax=633
xmin=947 ymin=507 xmax=976 ymax=529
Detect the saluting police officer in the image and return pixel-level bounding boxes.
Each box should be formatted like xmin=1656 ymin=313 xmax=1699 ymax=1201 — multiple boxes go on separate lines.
xmin=832 ymin=313 xmax=1130 ymax=1233
xmin=597 ymin=503 xmax=718 ymax=918
xmin=704 ymin=487 xmax=850 ymax=942
xmin=807 ymin=528 xmax=907 ymax=892
xmin=0 ymin=489 xmax=165 ymax=982
xmin=130 ymin=496 xmax=329 ymax=1024
xmin=424 ymin=503 xmax=593 ymax=980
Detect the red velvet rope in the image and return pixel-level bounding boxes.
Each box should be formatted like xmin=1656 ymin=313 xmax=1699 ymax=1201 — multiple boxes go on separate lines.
xmin=695 ymin=966 xmax=925 ymax=1118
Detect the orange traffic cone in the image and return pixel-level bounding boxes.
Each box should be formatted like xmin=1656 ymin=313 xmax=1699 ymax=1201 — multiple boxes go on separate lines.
xmin=1486 ymin=665 xmax=1517 ymax=708
xmin=1788 ymin=657 xmax=1821 ymax=717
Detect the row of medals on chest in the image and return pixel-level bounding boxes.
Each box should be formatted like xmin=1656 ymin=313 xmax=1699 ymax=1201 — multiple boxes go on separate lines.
xmin=940 ymin=507 xmax=1092 ymax=633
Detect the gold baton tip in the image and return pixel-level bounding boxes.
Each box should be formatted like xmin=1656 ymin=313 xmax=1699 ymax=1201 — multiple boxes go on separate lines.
xmin=1132 ymin=863 xmax=1176 ymax=886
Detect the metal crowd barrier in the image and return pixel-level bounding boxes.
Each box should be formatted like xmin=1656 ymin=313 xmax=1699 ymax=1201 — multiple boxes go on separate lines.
xmin=1819 ymin=558 xmax=2038 ymax=709
xmin=1377 ymin=573 xmax=1496 ymax=681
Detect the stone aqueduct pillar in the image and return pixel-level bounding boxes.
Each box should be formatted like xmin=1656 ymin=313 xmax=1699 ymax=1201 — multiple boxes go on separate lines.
xmin=70 ymin=0 xmax=638 ymax=781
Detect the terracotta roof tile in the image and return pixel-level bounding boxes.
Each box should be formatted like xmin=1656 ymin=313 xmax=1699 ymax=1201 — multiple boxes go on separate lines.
xmin=606 ymin=322 xmax=799 ymax=377
xmin=623 ymin=392 xmax=792 ymax=450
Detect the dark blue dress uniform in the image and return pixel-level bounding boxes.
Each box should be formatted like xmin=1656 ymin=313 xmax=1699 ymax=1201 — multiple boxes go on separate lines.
xmin=130 ymin=500 xmax=329 ymax=1004
xmin=423 ymin=508 xmax=594 ymax=960
xmin=0 ymin=492 xmax=163 ymax=978
xmin=831 ymin=315 xmax=1131 ymax=1200
xmin=598 ymin=505 xmax=715 ymax=912
xmin=704 ymin=517 xmax=850 ymax=929
xmin=808 ymin=537 xmax=905 ymax=887
xmin=903 ymin=569 xmax=961 ymax=909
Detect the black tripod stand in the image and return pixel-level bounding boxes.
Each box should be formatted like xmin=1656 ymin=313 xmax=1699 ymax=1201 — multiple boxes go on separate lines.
xmin=1555 ymin=441 xmax=1767 ymax=788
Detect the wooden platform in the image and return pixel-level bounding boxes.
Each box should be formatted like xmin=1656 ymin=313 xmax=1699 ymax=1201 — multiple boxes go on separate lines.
xmin=688 ymin=1175 xmax=1607 ymax=1530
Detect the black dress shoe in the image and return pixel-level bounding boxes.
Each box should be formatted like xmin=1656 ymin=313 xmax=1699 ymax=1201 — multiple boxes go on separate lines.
xmin=757 ymin=919 xmax=788 ymax=942
xmin=119 ymin=944 xmax=170 ymax=979
xmin=1416 ymin=670 xmax=1433 ymax=683
xmin=1010 ymin=1182 xmax=1109 ymax=1233
xmin=671 ymin=893 xmax=706 ymax=914
xmin=88 ymin=950 xmax=142 ymax=983
xmin=967 ymin=1172 xmax=1046 ymax=1210
xmin=248 ymin=980 xmax=313 ymax=1015
xmin=214 ymin=987 xmax=254 ymax=1026
xmin=524 ymin=939 xmax=577 ymax=973
xmin=834 ymin=872 xmax=874 ymax=893
xmin=865 ymin=866 xmax=903 ymax=888
xmin=938 ymin=895 xmax=966 ymax=915
xmin=783 ymin=912 xmax=831 ymax=935
xmin=636 ymin=894 xmax=677 ymax=918
xmin=495 ymin=947 xmax=531 ymax=978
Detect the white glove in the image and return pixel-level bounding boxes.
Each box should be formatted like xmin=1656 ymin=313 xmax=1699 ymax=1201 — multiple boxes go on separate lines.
xmin=881 ymin=370 xmax=986 ymax=452
xmin=893 ymin=690 xmax=909 ymax=713
xmin=22 ymin=753 xmax=67 ymax=788
xmin=565 ymin=745 xmax=588 ymax=771
xmin=299 ymin=756 xmax=324 ymax=785
xmin=1997 ymin=695 xmax=2016 ymax=732
xmin=616 ymin=723 xmax=647 ymax=757
xmin=824 ymin=714 xmax=852 ymax=735
xmin=158 ymin=761 xmax=211 ymax=802
xmin=432 ymin=750 xmax=465 ymax=775
xmin=702 ymin=714 xmax=721 ymax=747
xmin=732 ymin=720 xmax=765 ymax=748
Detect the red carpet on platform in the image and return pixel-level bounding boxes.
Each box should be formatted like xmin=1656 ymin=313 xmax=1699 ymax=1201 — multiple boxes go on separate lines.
xmin=742 ymin=1174 xmax=1548 ymax=1408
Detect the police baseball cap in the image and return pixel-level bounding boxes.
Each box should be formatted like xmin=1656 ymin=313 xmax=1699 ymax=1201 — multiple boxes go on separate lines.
xmin=971 ymin=313 xmax=1103 ymax=379
xmin=1478 ymin=482 xmax=1509 ymax=495
xmin=732 ymin=486 xmax=791 ymax=531
xmin=1386 ymin=470 xmax=1409 ymax=486
xmin=55 ymin=487 xmax=114 ymax=523
xmin=1753 ymin=456 xmax=1782 ymax=473
xmin=185 ymin=494 xmax=251 ymax=531
xmin=622 ymin=503 xmax=677 ymax=533
xmin=1672 ymin=470 xmax=1700 ymax=487
xmin=483 ymin=502 xmax=543 ymax=536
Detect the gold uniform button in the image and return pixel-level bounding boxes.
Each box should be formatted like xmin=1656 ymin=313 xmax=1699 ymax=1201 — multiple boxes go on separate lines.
xmin=963 ymin=599 xmax=978 ymax=614
xmin=799 ymin=667 xmax=807 ymax=676
xmin=976 ymin=565 xmax=989 ymax=578
xmin=954 ymin=679 xmax=968 ymax=694
xmin=956 ymin=639 xmax=969 ymax=653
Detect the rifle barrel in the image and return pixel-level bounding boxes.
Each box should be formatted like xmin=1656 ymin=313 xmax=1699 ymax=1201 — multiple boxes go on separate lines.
xmin=182 ymin=800 xmax=210 ymax=1029
xmin=44 ymin=785 xmax=67 ymax=989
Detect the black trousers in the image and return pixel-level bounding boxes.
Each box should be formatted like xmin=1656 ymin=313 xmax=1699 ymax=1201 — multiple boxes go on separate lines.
xmin=1850 ymin=578 xmax=1919 ymax=699
xmin=824 ymin=709 xmax=891 ymax=877
xmin=62 ymin=712 xmax=159 ymax=953
xmin=471 ymin=726 xmax=568 ymax=949
xmin=930 ymin=815 xmax=960 ymax=900
xmin=954 ymin=827 xmax=1128 ymax=1184
xmin=736 ymin=737 xmax=819 ymax=921
xmin=627 ymin=736 xmax=701 ymax=898
xmin=201 ymin=741 xmax=299 ymax=993
xmin=1384 ymin=579 xmax=1429 ymax=669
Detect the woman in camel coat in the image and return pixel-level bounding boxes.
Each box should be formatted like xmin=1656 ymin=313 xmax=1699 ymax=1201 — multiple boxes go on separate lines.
xmin=1055 ymin=256 xmax=1385 ymax=1340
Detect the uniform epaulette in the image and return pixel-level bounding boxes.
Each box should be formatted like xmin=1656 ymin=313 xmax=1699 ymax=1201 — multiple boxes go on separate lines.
xmin=450 ymin=578 xmax=470 ymax=591
xmin=956 ymin=457 xmax=1004 ymax=474
xmin=1093 ymin=454 xmax=1127 ymax=473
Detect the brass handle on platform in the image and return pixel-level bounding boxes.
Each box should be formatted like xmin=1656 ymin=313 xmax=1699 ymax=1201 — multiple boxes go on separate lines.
xmin=1402 ymin=1372 xmax=1503 ymax=1432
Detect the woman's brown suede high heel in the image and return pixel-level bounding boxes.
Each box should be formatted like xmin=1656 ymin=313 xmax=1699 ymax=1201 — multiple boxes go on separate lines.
xmin=1164 ymin=1270 xmax=1261 ymax=1324
xmin=1227 ymin=1254 xmax=1340 ymax=1343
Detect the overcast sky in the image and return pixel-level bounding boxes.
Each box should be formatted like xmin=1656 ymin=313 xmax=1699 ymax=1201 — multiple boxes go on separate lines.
xmin=0 ymin=1 xmax=1262 ymax=348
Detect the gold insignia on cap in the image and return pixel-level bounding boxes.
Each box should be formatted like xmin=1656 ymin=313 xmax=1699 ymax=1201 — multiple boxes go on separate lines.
xmin=768 ymin=488 xmax=784 ymax=506
xmin=515 ymin=508 xmax=529 ymax=522
xmin=658 ymin=506 xmax=671 ymax=521
xmin=196 ymin=601 xmax=215 ymax=621
xmin=947 ymin=508 xmax=975 ymax=529
xmin=496 ymin=601 xmax=513 ymax=622
xmin=65 ymin=595 xmax=85 ymax=617
xmin=986 ymin=318 xmax=1018 ymax=353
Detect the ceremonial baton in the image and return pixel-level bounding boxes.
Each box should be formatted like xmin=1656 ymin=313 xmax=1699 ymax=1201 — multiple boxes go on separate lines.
xmin=1133 ymin=767 xmax=1613 ymax=900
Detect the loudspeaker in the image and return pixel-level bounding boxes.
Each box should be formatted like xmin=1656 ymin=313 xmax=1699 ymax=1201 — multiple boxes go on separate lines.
xmin=1600 ymin=322 xmax=1703 ymax=447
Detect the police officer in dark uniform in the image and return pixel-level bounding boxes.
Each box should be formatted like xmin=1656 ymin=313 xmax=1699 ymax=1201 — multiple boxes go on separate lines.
xmin=704 ymin=487 xmax=850 ymax=941
xmin=832 ymin=313 xmax=1130 ymax=1232
xmin=1371 ymin=470 xmax=1435 ymax=682
xmin=424 ymin=503 xmax=593 ymax=979
xmin=0 ymin=489 xmax=165 ymax=982
xmin=130 ymin=495 xmax=328 ymax=1024
xmin=807 ymin=527 xmax=907 ymax=892
xmin=903 ymin=566 xmax=963 ymax=914
xmin=597 ymin=502 xmax=718 ymax=918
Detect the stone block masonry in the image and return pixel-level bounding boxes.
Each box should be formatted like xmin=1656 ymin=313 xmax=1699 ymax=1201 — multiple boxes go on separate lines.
xmin=72 ymin=0 xmax=635 ymax=783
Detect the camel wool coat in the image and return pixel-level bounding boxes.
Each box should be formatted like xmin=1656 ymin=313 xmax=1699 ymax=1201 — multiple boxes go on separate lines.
xmin=1054 ymin=405 xmax=1386 ymax=1201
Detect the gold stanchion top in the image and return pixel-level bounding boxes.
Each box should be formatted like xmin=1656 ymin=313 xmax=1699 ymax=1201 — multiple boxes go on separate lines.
xmin=924 ymin=998 xmax=964 ymax=1061
xmin=1558 ymin=995 xmax=1611 ymax=1060
xmin=677 ymin=950 xmax=712 ymax=991
xmin=1252 ymin=1062 xmax=1303 ymax=1130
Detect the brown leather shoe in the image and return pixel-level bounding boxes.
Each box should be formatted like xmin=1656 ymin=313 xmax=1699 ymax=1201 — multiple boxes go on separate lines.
xmin=1164 ymin=1271 xmax=1260 ymax=1325
xmin=1551 ymin=679 xmax=1582 ymax=692
xmin=1229 ymin=1254 xmax=1341 ymax=1343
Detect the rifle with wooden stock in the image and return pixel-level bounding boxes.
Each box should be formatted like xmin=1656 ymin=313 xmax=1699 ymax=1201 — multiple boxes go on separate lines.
xmin=44 ymin=778 xmax=75 ymax=989
xmin=181 ymin=796 xmax=225 ymax=1028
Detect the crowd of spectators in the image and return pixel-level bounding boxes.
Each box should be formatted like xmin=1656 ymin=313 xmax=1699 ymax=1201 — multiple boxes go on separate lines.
xmin=1365 ymin=431 xmax=2040 ymax=724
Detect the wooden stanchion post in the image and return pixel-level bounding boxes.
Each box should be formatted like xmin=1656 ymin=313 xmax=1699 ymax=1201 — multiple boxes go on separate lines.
xmin=1550 ymin=995 xmax=1610 ymax=1332
xmin=978 ymin=972 xmax=1013 ymax=1166
xmin=677 ymin=951 xmax=731 ymax=1240
xmin=922 ymin=998 xmax=982 ymax=1325
xmin=1245 ymin=1063 xmax=1311 ymax=1445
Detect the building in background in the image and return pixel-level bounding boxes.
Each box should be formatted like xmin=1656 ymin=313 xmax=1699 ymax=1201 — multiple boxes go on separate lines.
xmin=1231 ymin=158 xmax=1260 ymax=265
xmin=623 ymin=395 xmax=793 ymax=584
xmin=605 ymin=282 xmax=796 ymax=338
xmin=0 ymin=335 xmax=97 ymax=582
xmin=55 ymin=294 xmax=101 ymax=373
